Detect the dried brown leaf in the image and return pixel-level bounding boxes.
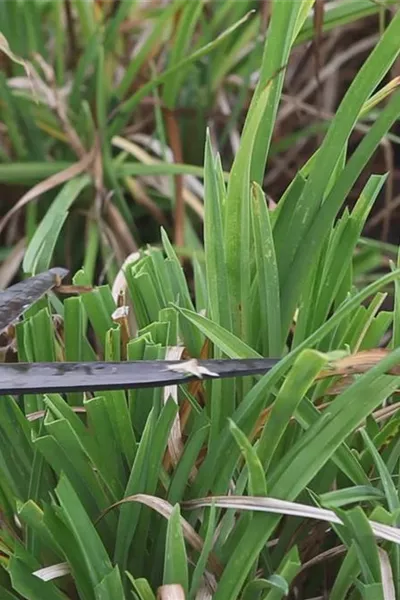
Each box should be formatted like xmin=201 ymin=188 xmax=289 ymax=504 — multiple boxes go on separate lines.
xmin=111 ymin=251 xmax=141 ymax=302
xmin=124 ymin=175 xmax=167 ymax=225
xmin=183 ymin=496 xmax=400 ymax=545
xmin=166 ymin=359 xmax=218 ymax=379
xmin=164 ymin=108 xmax=185 ymax=247
xmin=378 ymin=548 xmax=396 ymax=600
xmin=157 ymin=585 xmax=186 ymax=600
xmin=163 ymin=346 xmax=185 ymax=471
xmin=299 ymin=545 xmax=346 ymax=573
xmin=317 ymin=349 xmax=400 ymax=379
xmin=0 ymin=33 xmax=33 ymax=80
xmin=33 ymin=52 xmax=86 ymax=158
xmin=55 ymin=285 xmax=93 ymax=294
xmin=27 ymin=406 xmax=86 ymax=422
xmin=0 ymin=149 xmax=95 ymax=234
xmin=105 ymin=202 xmax=138 ymax=255
xmin=0 ymin=238 xmax=25 ymax=290
xmin=32 ymin=562 xmax=70 ymax=582
xmin=112 ymin=135 xmax=204 ymax=219
xmin=97 ymin=493 xmax=223 ymax=576
xmin=112 ymin=305 xmax=131 ymax=358
xmin=179 ymin=339 xmax=209 ymax=440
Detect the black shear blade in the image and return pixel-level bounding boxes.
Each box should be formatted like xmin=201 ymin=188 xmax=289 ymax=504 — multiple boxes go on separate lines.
xmin=0 ymin=267 xmax=68 ymax=333
xmin=0 ymin=358 xmax=280 ymax=395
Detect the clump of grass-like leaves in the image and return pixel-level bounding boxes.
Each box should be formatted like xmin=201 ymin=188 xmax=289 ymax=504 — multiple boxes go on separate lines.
xmin=1 ymin=1 xmax=400 ymax=599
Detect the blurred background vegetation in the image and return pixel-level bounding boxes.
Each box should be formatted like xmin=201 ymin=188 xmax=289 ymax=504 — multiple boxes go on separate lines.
xmin=0 ymin=0 xmax=399 ymax=289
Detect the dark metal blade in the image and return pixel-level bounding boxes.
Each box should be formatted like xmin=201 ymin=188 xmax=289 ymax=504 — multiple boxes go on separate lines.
xmin=0 ymin=358 xmax=280 ymax=395
xmin=0 ymin=268 xmax=69 ymax=333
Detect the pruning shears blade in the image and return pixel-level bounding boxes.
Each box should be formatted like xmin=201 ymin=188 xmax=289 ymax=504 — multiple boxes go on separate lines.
xmin=0 ymin=268 xmax=281 ymax=396
xmin=0 ymin=358 xmax=280 ymax=395
xmin=0 ymin=267 xmax=68 ymax=333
